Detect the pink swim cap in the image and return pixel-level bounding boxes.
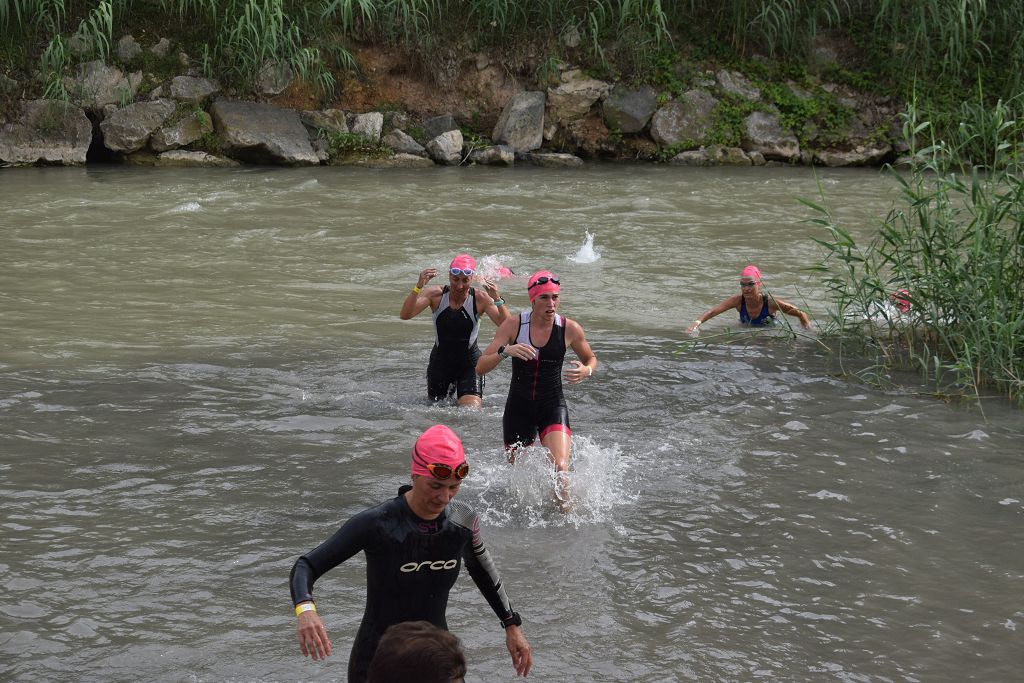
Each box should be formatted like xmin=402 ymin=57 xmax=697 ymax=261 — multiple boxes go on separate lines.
xmin=527 ymin=270 xmax=560 ymax=303
xmin=449 ymin=254 xmax=476 ymax=272
xmin=891 ymin=288 xmax=911 ymax=313
xmin=740 ymin=265 xmax=762 ymax=283
xmin=411 ymin=425 xmax=467 ymax=478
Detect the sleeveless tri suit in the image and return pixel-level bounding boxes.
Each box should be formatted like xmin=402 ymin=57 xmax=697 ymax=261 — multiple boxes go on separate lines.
xmin=740 ymin=293 xmax=775 ymax=326
xmin=290 ymin=486 xmax=517 ymax=682
xmin=502 ymin=311 xmax=571 ymax=448
xmin=426 ymin=285 xmax=483 ymax=400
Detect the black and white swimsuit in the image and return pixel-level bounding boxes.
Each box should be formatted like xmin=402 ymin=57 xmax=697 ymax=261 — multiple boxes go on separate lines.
xmin=502 ymin=311 xmax=571 ymax=448
xmin=426 ymin=286 xmax=483 ymax=399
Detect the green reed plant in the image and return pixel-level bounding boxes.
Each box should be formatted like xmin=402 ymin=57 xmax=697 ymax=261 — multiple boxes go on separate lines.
xmin=808 ymin=105 xmax=1024 ymax=405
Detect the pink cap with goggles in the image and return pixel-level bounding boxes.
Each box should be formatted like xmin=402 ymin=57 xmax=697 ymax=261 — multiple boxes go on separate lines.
xmin=528 ymin=270 xmax=560 ymax=302
xmin=740 ymin=265 xmax=762 ymax=283
xmin=449 ymin=254 xmax=476 ymax=276
xmin=411 ymin=424 xmax=469 ymax=480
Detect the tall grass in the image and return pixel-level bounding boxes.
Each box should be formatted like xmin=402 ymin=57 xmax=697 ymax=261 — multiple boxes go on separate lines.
xmin=808 ymin=103 xmax=1024 ymax=404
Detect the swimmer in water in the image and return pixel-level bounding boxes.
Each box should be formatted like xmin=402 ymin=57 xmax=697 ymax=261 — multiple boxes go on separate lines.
xmin=476 ymin=270 xmax=597 ymax=508
xmin=687 ymin=265 xmax=811 ymax=334
xmin=290 ymin=424 xmax=532 ymax=682
xmin=400 ymin=254 xmax=510 ymax=407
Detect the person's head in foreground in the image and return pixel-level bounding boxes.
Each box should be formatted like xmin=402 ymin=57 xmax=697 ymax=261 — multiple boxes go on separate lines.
xmin=527 ymin=269 xmax=560 ymax=315
xmin=367 ymin=620 xmax=467 ymax=683
xmin=408 ymin=424 xmax=468 ymax=519
xmin=739 ymin=264 xmax=763 ymax=297
xmin=448 ymin=253 xmax=476 ymax=297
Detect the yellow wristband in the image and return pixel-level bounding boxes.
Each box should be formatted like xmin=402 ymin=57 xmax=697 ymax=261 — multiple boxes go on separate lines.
xmin=295 ymin=602 xmax=317 ymax=617
xmin=412 ymin=286 xmax=422 ymax=294
xmin=586 ymin=366 xmax=593 ymax=377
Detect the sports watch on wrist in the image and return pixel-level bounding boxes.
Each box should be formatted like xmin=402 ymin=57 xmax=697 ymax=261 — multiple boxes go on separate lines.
xmin=501 ymin=611 xmax=522 ymax=628
xmin=497 ymin=345 xmax=509 ymax=359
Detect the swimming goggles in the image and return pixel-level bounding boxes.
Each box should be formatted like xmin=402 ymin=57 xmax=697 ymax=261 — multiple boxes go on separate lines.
xmin=740 ymin=280 xmax=757 ymax=288
xmin=450 ymin=268 xmax=475 ymax=277
xmin=528 ymin=276 xmax=560 ymax=289
xmin=426 ymin=461 xmax=469 ymax=480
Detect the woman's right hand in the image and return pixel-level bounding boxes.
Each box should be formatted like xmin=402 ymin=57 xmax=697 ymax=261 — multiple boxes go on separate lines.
xmin=297 ymin=610 xmax=332 ymax=660
xmin=505 ymin=343 xmax=537 ymax=361
xmin=417 ymin=268 xmax=438 ymax=288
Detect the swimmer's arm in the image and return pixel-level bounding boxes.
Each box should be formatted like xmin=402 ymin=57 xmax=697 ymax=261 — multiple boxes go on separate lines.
xmin=773 ymin=298 xmax=812 ymax=329
xmin=399 ymin=268 xmax=440 ymax=319
xmin=476 ymin=316 xmax=520 ymax=375
xmin=289 ymin=510 xmax=374 ymax=605
xmin=565 ymin=319 xmax=596 ymax=383
xmin=687 ymin=295 xmax=742 ymax=332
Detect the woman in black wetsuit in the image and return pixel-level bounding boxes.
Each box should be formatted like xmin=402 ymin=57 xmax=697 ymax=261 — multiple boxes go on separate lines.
xmin=687 ymin=264 xmax=811 ymax=334
xmin=290 ymin=425 xmax=532 ymax=682
xmin=399 ymin=253 xmax=510 ymax=407
xmin=477 ymin=270 xmax=597 ymax=487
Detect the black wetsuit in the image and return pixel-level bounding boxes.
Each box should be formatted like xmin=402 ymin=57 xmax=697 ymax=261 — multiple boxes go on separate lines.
xmin=290 ymin=486 xmax=516 ymax=683
xmin=740 ymin=293 xmax=775 ymax=326
xmin=427 ymin=286 xmax=483 ymax=400
xmin=502 ymin=311 xmax=571 ymax=447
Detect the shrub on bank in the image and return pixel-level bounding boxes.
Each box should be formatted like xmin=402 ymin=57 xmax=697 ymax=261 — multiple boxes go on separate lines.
xmin=809 ymin=104 xmax=1024 ymax=405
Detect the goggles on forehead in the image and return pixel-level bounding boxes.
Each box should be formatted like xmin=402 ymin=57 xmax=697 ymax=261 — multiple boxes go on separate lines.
xmin=450 ymin=268 xmax=475 ymax=277
xmin=528 ymin=276 xmax=560 ymax=289
xmin=425 ymin=461 xmax=469 ymax=480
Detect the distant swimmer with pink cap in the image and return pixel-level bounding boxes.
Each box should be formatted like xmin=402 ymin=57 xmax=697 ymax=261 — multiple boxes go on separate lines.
xmin=400 ymin=254 xmax=510 ymax=407
xmin=476 ymin=271 xmax=597 ymax=503
xmin=687 ymin=265 xmax=811 ymax=334
xmin=290 ymin=424 xmax=532 ymax=682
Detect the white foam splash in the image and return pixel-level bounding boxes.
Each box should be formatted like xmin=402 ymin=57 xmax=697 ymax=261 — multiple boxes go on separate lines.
xmin=474 ymin=435 xmax=634 ymax=528
xmin=170 ymin=201 xmax=201 ymax=213
xmin=567 ymin=231 xmax=601 ymax=264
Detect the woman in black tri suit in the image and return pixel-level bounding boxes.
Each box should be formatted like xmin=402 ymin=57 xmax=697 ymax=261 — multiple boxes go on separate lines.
xmin=400 ymin=253 xmax=510 ymax=406
xmin=290 ymin=425 xmax=532 ymax=682
xmin=477 ymin=270 xmax=597 ymax=480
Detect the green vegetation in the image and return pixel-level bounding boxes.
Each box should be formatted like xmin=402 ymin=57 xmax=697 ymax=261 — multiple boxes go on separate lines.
xmin=321 ymin=129 xmax=391 ymax=162
xmin=808 ymin=103 xmax=1024 ymax=405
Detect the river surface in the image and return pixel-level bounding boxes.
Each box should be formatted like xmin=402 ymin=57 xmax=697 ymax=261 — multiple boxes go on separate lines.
xmin=1 ymin=165 xmax=1021 ymax=682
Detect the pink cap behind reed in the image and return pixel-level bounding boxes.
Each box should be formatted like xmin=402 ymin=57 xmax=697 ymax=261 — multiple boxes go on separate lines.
xmin=528 ymin=269 xmax=560 ymax=302
xmin=740 ymin=265 xmax=762 ymax=282
xmin=449 ymin=254 xmax=476 ymax=272
xmin=411 ymin=424 xmax=466 ymax=477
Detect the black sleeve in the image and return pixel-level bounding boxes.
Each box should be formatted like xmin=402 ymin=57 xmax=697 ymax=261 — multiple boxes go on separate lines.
xmin=448 ymin=500 xmax=515 ymax=623
xmin=289 ymin=508 xmax=376 ymax=605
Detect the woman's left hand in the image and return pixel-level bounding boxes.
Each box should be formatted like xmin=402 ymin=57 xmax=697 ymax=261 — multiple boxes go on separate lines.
xmin=563 ymin=360 xmax=591 ymax=384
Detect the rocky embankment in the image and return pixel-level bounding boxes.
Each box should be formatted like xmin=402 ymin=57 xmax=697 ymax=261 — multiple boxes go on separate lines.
xmin=0 ymin=35 xmax=907 ymax=169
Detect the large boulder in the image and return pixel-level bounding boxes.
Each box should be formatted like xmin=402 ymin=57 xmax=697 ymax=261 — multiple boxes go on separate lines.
xmin=100 ymin=98 xmax=176 ymax=153
xmin=300 ymin=109 xmax=349 ymax=135
xmin=351 ymin=112 xmax=384 ymax=142
xmin=170 ymin=76 xmax=220 ymax=104
xmin=523 ymin=152 xmax=584 ymax=168
xmin=468 ymin=145 xmax=515 ymax=166
xmin=65 ymin=60 xmax=142 ymax=113
xmin=0 ymin=100 xmax=92 ymax=166
xmin=492 ymin=91 xmax=545 ymax=152
xmin=422 ymin=114 xmax=458 ymax=140
xmin=426 ymin=129 xmax=464 ymax=165
xmin=650 ymin=90 xmax=719 ymax=146
xmin=742 ymin=111 xmax=800 ymax=161
xmin=716 ymin=70 xmax=761 ymax=101
xmin=546 ymin=69 xmax=611 ymax=125
xmin=150 ymin=109 xmax=213 ymax=152
xmin=209 ymin=100 xmax=319 ymax=165
xmin=602 ymin=85 xmax=658 ymax=133
xmin=382 ymin=129 xmax=427 ymax=157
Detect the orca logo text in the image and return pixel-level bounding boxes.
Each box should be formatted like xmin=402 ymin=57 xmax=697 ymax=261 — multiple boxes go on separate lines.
xmin=400 ymin=559 xmax=458 ymax=572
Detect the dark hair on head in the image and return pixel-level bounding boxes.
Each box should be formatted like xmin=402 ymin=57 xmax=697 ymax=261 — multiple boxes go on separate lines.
xmin=367 ymin=620 xmax=467 ymax=683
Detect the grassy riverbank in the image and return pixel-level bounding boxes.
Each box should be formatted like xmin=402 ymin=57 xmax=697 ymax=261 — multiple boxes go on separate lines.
xmin=2 ymin=1 xmax=1023 ymax=163
xmin=809 ymin=106 xmax=1024 ymax=406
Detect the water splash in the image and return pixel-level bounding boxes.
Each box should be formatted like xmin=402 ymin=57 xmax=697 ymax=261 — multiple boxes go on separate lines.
xmin=567 ymin=231 xmax=601 ymax=264
xmin=474 ymin=435 xmax=634 ymax=528
xmin=169 ymin=201 xmax=201 ymax=213
xmin=475 ymin=254 xmax=517 ymax=282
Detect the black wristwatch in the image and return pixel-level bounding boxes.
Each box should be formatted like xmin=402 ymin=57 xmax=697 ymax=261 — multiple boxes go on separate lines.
xmin=501 ymin=611 xmax=522 ymax=628
xmin=497 ymin=345 xmax=509 ymax=359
